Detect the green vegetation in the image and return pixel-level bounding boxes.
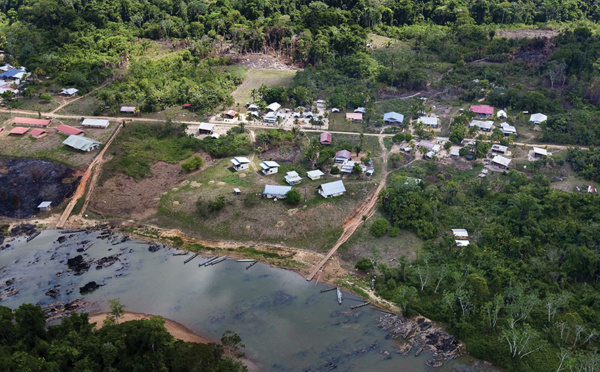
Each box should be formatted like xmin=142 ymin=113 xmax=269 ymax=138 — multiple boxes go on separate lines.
xmin=370 ymin=217 xmax=391 ymax=237
xmin=355 ymin=258 xmax=374 ymax=272
xmin=285 ymin=189 xmax=301 ymax=205
xmin=181 ymin=155 xmax=204 ymax=173
xmin=0 ymin=304 xmax=245 ymax=371
xmin=372 ymin=167 xmax=600 ymax=371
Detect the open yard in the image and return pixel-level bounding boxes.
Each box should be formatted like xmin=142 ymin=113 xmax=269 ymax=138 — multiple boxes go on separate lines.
xmin=231 ymin=69 xmax=297 ymax=108
xmin=327 ymin=112 xmax=367 ymax=132
xmin=151 ymin=156 xmax=378 ymax=251
xmin=0 ymin=116 xmax=115 ymax=168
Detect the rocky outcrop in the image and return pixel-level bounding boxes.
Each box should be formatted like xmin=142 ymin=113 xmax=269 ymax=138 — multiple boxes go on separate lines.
xmin=66 ymin=255 xmax=90 ymax=275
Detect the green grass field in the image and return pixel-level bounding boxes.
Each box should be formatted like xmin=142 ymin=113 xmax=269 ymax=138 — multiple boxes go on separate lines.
xmin=231 ymin=69 xmax=297 ymax=107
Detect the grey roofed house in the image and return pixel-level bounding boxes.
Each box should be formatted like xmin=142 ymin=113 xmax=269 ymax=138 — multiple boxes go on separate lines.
xmin=354 ymin=107 xmax=367 ymax=114
xmin=259 ymin=160 xmax=280 ymax=175
xmin=529 ymin=113 xmax=548 ymax=124
xmin=264 ymin=111 xmax=277 ymax=122
xmin=63 ymin=135 xmax=101 ymax=152
xmin=285 ymin=171 xmax=302 ymax=185
xmin=499 ymin=122 xmax=517 ymax=135
xmin=491 ymin=144 xmax=508 ymax=153
xmin=60 ymin=88 xmax=78 ymax=96
xmin=451 ymin=229 xmax=469 ymax=238
xmin=383 ymin=111 xmax=404 ymax=124
xmin=417 ymin=116 xmax=440 ymax=127
xmin=198 ymin=122 xmax=214 ymax=134
xmin=120 ymin=106 xmax=136 ymax=113
xmin=263 ymin=185 xmax=292 ymax=198
xmin=533 ymin=147 xmax=548 ymax=157
xmin=450 ymin=149 xmax=460 ymax=157
xmin=492 ymin=155 xmax=512 ymax=169
xmin=37 ymin=201 xmax=52 ymax=211
xmin=331 ymin=108 xmax=340 ymax=113
xmin=424 ymin=151 xmax=435 ymax=160
xmin=307 ymin=169 xmax=325 ymax=180
xmin=470 ymin=120 xmax=494 ymax=131
xmin=266 ymin=102 xmax=281 ymax=112
xmin=81 ymin=118 xmax=110 ymax=128
xmin=318 ymin=180 xmax=346 ymax=198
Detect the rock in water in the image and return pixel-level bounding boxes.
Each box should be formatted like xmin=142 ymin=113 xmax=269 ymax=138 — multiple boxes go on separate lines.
xmin=79 ymin=281 xmax=101 ymax=294
xmin=66 ymin=255 xmax=90 ymax=275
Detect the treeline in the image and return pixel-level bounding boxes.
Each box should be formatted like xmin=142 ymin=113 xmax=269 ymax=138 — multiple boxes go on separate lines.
xmin=0 ymin=304 xmax=245 ymax=371
xmin=372 ymin=168 xmax=600 ymax=371
xmin=567 ymin=146 xmax=600 ymax=182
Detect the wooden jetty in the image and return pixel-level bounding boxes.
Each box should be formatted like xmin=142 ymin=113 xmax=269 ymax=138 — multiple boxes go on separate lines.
xmin=351 ymin=302 xmax=370 ymax=310
xmin=198 ymin=255 xmax=219 ymax=267
xmin=26 ymin=231 xmax=41 ymax=242
xmin=83 ymin=242 xmax=94 ymax=251
xmin=236 ymin=259 xmax=256 ymax=262
xmin=208 ymin=256 xmax=227 ymax=265
xmin=183 ymin=252 xmax=199 ymax=264
xmin=320 ymin=287 xmax=336 ymax=293
xmin=246 ymin=260 xmax=259 ymax=270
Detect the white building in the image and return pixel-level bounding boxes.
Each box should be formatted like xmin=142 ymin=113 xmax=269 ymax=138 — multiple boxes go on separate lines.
xmin=81 ymin=118 xmax=110 ymax=129
xmin=318 ymin=180 xmax=346 ymax=198
xmin=451 ymin=229 xmax=469 ymax=238
xmin=491 ymin=155 xmax=512 ymax=170
xmin=285 ymin=171 xmax=302 ymax=185
xmin=267 ymin=102 xmax=281 ymax=112
xmin=307 ymin=170 xmax=325 ymax=180
xmin=263 ymin=185 xmax=292 ymax=199
xmin=499 ymin=122 xmax=517 ymax=136
xmin=470 ymin=120 xmax=494 ymax=132
xmin=417 ymin=116 xmax=440 ymax=128
xmin=231 ymin=157 xmax=251 ymax=171
xmin=259 ymin=161 xmax=280 ymax=175
xmin=529 ymin=113 xmax=548 ymax=125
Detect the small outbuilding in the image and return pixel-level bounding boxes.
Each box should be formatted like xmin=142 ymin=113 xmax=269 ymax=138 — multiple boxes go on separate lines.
xmin=57 ymin=124 xmax=84 ymax=136
xmin=259 ymin=161 xmax=280 ymax=175
xmin=30 ymin=128 xmax=47 ymax=139
xmin=81 ymin=119 xmax=110 ymax=129
xmin=264 ymin=112 xmax=277 ymax=123
xmin=37 ymin=201 xmax=52 ymax=212
xmin=263 ymin=185 xmax=292 ymax=199
xmin=346 ymin=113 xmax=363 ymax=122
xmin=318 ymin=180 xmax=346 ymax=198
xmin=63 ymin=135 xmax=101 ymax=152
xmin=455 ymin=240 xmax=470 ymax=247
xmin=285 ymin=171 xmax=302 ymax=185
xmin=320 ymin=132 xmax=332 ymax=145
xmin=417 ymin=116 xmax=440 ymax=128
xmin=497 ymin=110 xmax=507 ymax=119
xmin=499 ymin=122 xmax=517 ymax=136
xmin=267 ymin=102 xmax=281 ymax=112
xmin=491 ymin=144 xmax=508 ymax=154
xmin=331 ymin=108 xmax=340 ymax=113
xmin=60 ymin=88 xmax=78 ymax=97
xmin=198 ymin=122 xmax=214 ymax=135
xmin=491 ymin=155 xmax=511 ymax=170
xmin=224 ymin=110 xmax=237 ymax=118
xmin=530 ymin=113 xmax=548 ymax=125
xmin=9 ymin=127 xmax=29 ymax=136
xmin=335 ymin=150 xmax=353 ymax=163
xmin=13 ymin=117 xmax=50 ymax=127
xmin=354 ymin=107 xmax=367 ymax=114
xmin=383 ymin=112 xmax=404 ymax=125
xmin=450 ymin=149 xmax=460 ymax=158
xmin=451 ymin=229 xmax=469 ymax=238
xmin=120 ymin=106 xmax=136 ymax=114
xmin=533 ymin=147 xmax=548 ymax=158
xmin=307 ymin=170 xmax=325 ymax=180
xmin=231 ymin=157 xmax=251 ymax=171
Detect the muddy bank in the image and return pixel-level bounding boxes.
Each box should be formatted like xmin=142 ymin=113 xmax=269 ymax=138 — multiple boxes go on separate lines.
xmin=0 ymin=158 xmax=79 ymax=218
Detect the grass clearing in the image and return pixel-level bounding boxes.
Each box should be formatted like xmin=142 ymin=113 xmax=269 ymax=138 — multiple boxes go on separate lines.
xmin=231 ymin=69 xmax=296 ymax=107
xmin=327 ymin=112 xmax=367 ymax=132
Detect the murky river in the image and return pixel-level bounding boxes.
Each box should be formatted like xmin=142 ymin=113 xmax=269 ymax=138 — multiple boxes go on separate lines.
xmin=0 ymin=230 xmax=497 ymax=371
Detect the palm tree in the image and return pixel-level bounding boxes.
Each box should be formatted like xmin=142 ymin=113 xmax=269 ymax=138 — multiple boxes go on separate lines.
xmin=250 ymin=89 xmax=257 ymax=102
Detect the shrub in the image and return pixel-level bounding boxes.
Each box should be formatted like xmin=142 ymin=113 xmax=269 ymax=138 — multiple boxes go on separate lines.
xmin=180 ymin=156 xmax=203 ymax=172
xmin=330 ymin=167 xmax=340 ymax=175
xmin=389 ymin=226 xmax=400 ymax=237
xmin=40 ymin=93 xmax=52 ymax=102
xmin=370 ymin=217 xmax=390 ymax=237
xmin=285 ymin=189 xmax=301 ymax=205
xmin=355 ymin=258 xmax=374 ymax=271
xmin=243 ymin=192 xmax=259 ymax=207
xmin=196 ymin=196 xmax=227 ymax=217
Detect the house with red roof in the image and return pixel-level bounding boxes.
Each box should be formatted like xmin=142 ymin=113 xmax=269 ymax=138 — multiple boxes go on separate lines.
xmin=346 ymin=112 xmax=363 ymax=122
xmin=320 ymin=132 xmax=332 ymax=145
xmin=56 ymin=124 xmax=84 ymax=136
xmin=470 ymin=105 xmax=494 ymax=118
xmin=12 ymin=117 xmax=51 ymax=127
xmin=9 ymin=127 xmax=29 ymax=135
xmin=30 ymin=128 xmax=47 ymax=139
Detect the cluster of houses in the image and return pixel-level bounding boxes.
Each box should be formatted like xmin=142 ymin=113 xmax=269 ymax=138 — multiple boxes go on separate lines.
xmin=7 ymin=116 xmax=108 ymax=152
xmin=229 ymin=156 xmax=347 ymax=199
xmin=469 ymin=104 xmax=548 ymax=137
xmin=0 ymin=64 xmax=28 ymax=95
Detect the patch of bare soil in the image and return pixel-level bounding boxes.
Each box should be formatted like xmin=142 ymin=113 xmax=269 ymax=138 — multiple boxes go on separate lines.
xmin=228 ymin=53 xmax=301 ymax=71
xmin=511 ymin=37 xmax=555 ymax=66
xmin=497 ymin=29 xmax=559 ymax=39
xmin=91 ymin=162 xmax=183 ymax=219
xmin=260 ymin=144 xmax=302 ymax=163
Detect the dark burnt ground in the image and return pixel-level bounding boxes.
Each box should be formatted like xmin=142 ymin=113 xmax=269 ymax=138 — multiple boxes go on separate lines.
xmin=0 ymin=158 xmax=80 ymax=218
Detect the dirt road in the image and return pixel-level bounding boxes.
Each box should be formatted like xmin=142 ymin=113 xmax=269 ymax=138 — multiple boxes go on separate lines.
xmin=305 ymin=129 xmax=390 ymax=281
xmin=55 ymin=123 xmax=123 ymax=229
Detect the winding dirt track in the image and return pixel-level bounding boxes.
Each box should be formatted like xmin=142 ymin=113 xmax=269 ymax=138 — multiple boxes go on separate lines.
xmin=305 ymin=129 xmax=390 ymax=281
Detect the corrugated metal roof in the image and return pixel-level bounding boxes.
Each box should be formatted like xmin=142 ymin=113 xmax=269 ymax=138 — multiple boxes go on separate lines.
xmin=62 ymin=135 xmax=100 ymax=151
xmin=492 ymin=155 xmax=511 ymax=167
xmin=30 ymin=128 xmax=46 ymax=136
xmin=533 ymin=147 xmax=548 ymax=156
xmin=451 ymin=229 xmax=469 ymax=237
xmin=335 ymin=150 xmax=352 ymax=159
xmin=263 ymin=185 xmax=292 ymax=196
xmin=199 ymin=122 xmax=214 ymax=131
xmin=307 ymin=170 xmax=324 ymax=178
xmin=455 ymin=240 xmax=470 ymax=247
xmin=57 ymin=124 xmax=84 ymax=136
xmin=320 ymin=132 xmax=332 ymax=143
xmin=82 ymin=119 xmax=109 ymax=128
xmin=120 ymin=106 xmax=136 ymax=113
xmin=383 ymin=112 xmax=404 ymax=123
xmin=319 ymin=180 xmax=346 ymax=197
xmin=267 ymin=102 xmax=281 ymax=111
xmin=9 ymin=127 xmax=29 ymax=135
xmin=13 ymin=117 xmax=50 ymax=126
xmin=470 ymin=120 xmax=494 ymax=130
xmin=231 ymin=157 xmax=250 ymax=165
xmin=418 ymin=117 xmax=439 ymax=126
xmin=346 ymin=113 xmax=363 ymax=121
xmin=530 ymin=113 xmax=547 ymax=123
xmin=262 ymin=161 xmax=280 ymax=168
xmin=470 ymin=105 xmax=494 ymax=115
xmin=38 ymin=201 xmax=52 ymax=208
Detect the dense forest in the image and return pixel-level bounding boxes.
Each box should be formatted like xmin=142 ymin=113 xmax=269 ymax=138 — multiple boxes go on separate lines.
xmin=370 ymin=166 xmax=600 ymax=371
xmin=0 ymin=304 xmax=245 ymax=371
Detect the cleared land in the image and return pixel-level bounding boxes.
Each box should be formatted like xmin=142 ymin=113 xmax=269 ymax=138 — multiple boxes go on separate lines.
xmin=231 ymin=69 xmax=297 ymax=107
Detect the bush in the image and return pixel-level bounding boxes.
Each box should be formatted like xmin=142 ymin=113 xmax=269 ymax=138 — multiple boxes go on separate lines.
xmin=40 ymin=93 xmax=52 ymax=102
xmin=370 ymin=217 xmax=390 ymax=237
xmin=389 ymin=226 xmax=400 ymax=237
xmin=355 ymin=258 xmax=374 ymax=271
xmin=196 ymin=196 xmax=227 ymax=217
xmin=285 ymin=189 xmax=301 ymax=205
xmin=243 ymin=192 xmax=259 ymax=207
xmin=330 ymin=167 xmax=340 ymax=175
xmin=180 ymin=156 xmax=203 ymax=172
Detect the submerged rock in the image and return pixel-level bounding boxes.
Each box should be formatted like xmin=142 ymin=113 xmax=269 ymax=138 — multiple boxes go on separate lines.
xmin=148 ymin=243 xmax=161 ymax=252
xmin=66 ymin=255 xmax=90 ymax=275
xmin=79 ymin=281 xmax=101 ymax=294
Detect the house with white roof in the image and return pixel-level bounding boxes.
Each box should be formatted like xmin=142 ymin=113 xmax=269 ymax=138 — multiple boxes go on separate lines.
xmin=198 ymin=122 xmax=214 ymax=135
xmin=455 ymin=240 xmax=470 ymax=247
xmin=383 ymin=112 xmax=404 ymax=125
xmin=62 ymin=135 xmax=101 ymax=152
xmin=491 ymin=144 xmax=508 ymax=154
xmin=417 ymin=116 xmax=440 ymax=128
xmin=533 ymin=147 xmax=549 ymax=158
xmin=499 ymin=122 xmax=517 ymax=136
xmin=285 ymin=171 xmax=302 ymax=185
xmin=470 ymin=120 xmax=494 ymax=132
xmin=318 ymin=180 xmax=346 ymax=198
xmin=491 ymin=155 xmax=511 ymax=170
xmin=60 ymin=88 xmax=78 ymax=97
xmin=497 ymin=110 xmax=507 ymax=119
xmin=263 ymin=185 xmax=292 ymax=199
xmin=81 ymin=118 xmax=110 ymax=129
xmin=264 ymin=111 xmax=277 ymax=123
xmin=38 ymin=201 xmax=52 ymax=212
xmin=451 ymin=229 xmax=469 ymax=238
xmin=259 ymin=161 xmax=280 ymax=175
xmin=307 ymin=170 xmax=325 ymax=180
xmin=354 ymin=107 xmax=367 ymax=114
xmin=267 ymin=102 xmax=281 ymax=112
xmin=529 ymin=113 xmax=548 ymax=125
xmin=231 ymin=157 xmax=251 ymax=171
